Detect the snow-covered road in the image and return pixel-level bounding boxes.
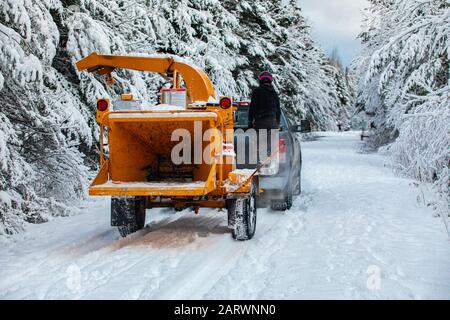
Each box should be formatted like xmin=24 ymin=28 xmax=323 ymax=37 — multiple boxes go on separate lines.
xmin=1 ymin=132 xmax=449 ymax=299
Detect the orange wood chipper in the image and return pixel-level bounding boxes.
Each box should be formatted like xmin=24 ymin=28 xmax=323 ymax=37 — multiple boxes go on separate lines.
xmin=76 ymin=52 xmax=265 ymax=240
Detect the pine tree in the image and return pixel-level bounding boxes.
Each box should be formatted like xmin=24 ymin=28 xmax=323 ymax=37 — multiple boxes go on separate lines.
xmin=354 ymin=0 xmax=449 ymax=194
xmin=0 ymin=0 xmax=92 ymax=234
xmin=323 ymin=50 xmax=356 ymax=129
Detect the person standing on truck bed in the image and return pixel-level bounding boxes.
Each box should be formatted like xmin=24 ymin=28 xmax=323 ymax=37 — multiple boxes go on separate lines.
xmin=248 ymin=71 xmax=281 ymax=130
xmin=248 ymin=71 xmax=281 ymax=163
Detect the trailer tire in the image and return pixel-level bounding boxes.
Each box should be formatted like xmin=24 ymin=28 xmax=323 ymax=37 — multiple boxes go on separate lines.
xmin=112 ymin=197 xmax=146 ymax=238
xmin=228 ymin=181 xmax=257 ymax=241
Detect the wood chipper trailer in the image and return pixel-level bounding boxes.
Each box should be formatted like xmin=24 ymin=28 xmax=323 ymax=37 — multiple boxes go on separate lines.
xmin=76 ymin=52 xmax=262 ymax=241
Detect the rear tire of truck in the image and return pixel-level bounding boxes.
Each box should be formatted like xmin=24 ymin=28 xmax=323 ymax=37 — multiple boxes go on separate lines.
xmin=111 ymin=197 xmax=146 ymax=238
xmin=227 ymin=181 xmax=257 ymax=241
xmin=270 ymin=183 xmax=293 ymax=211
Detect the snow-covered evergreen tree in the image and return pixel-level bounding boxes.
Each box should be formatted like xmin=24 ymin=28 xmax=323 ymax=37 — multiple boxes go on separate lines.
xmin=323 ymin=52 xmax=356 ymax=129
xmin=271 ymin=0 xmax=340 ymax=128
xmin=354 ymin=0 xmax=449 ymax=195
xmin=0 ymin=1 xmax=93 ymax=234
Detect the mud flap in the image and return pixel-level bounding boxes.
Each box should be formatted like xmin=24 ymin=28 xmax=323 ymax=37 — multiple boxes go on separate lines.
xmin=111 ymin=197 xmax=138 ymax=227
xmin=226 ymin=199 xmax=236 ymax=229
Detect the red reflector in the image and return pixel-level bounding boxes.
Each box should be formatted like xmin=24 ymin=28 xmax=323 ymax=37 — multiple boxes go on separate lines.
xmin=219 ymin=97 xmax=232 ymax=109
xmin=97 ymin=99 xmax=108 ymax=111
xmin=279 ymin=138 xmax=286 ymax=153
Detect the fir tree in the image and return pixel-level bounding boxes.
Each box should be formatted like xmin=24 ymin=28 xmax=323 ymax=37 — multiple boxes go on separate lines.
xmin=354 ymin=0 xmax=449 ymax=194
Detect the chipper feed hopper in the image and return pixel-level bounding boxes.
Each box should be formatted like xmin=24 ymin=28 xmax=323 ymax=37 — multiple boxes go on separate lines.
xmin=76 ymin=53 xmax=261 ymax=240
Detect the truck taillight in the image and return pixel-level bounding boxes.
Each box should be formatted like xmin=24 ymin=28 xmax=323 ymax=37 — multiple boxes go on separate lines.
xmin=279 ymin=138 xmax=286 ymax=154
xmin=97 ymin=99 xmax=109 ymax=111
xmin=219 ymin=97 xmax=232 ymax=109
xmin=222 ymin=143 xmax=236 ymax=157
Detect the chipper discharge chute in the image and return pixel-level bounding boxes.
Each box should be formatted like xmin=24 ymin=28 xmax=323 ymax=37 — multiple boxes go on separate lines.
xmin=76 ymin=53 xmax=260 ymax=240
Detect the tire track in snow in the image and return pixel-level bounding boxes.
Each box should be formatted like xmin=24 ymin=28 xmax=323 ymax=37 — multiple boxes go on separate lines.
xmin=204 ymin=205 xmax=307 ymax=299
xmin=154 ymin=208 xmax=288 ymax=299
xmin=0 ymin=208 xmax=225 ymax=299
xmin=72 ymin=209 xmax=227 ymax=298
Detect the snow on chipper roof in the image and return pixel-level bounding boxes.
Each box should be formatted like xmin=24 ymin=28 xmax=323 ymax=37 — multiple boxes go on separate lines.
xmin=76 ymin=52 xmax=276 ymax=241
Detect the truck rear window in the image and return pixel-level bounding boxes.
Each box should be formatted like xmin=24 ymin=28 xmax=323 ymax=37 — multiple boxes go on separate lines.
xmin=234 ymin=103 xmax=287 ymax=130
xmin=234 ymin=108 xmax=249 ymax=129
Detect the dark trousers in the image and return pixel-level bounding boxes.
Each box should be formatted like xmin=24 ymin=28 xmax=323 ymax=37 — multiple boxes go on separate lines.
xmin=254 ymin=117 xmax=279 ymax=163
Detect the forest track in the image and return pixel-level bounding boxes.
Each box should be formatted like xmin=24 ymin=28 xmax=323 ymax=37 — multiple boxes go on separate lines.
xmin=1 ymin=132 xmax=449 ymax=299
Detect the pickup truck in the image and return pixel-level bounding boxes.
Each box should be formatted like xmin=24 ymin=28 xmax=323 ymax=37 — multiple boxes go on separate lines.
xmin=233 ymin=102 xmax=310 ymax=211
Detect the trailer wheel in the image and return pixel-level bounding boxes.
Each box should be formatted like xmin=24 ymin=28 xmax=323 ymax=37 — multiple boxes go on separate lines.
xmin=228 ymin=181 xmax=257 ymax=241
xmin=111 ymin=197 xmax=146 ymax=238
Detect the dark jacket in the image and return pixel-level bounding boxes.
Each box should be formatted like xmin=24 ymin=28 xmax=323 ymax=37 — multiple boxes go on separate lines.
xmin=248 ymin=82 xmax=281 ymax=129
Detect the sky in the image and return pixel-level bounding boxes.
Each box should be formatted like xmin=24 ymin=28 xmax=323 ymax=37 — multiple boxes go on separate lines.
xmin=298 ymin=0 xmax=369 ymax=67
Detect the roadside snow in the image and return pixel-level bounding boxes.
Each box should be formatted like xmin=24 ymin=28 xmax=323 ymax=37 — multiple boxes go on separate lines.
xmin=0 ymin=132 xmax=448 ymax=299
